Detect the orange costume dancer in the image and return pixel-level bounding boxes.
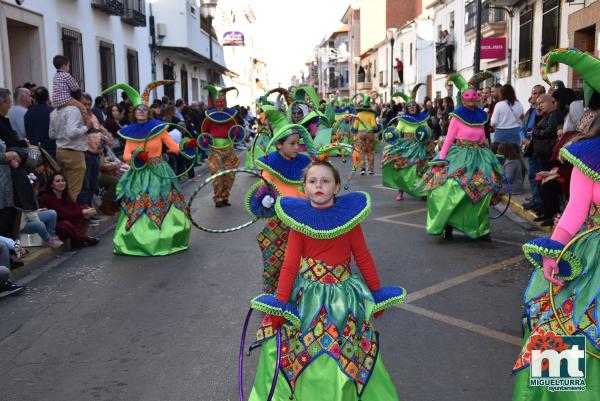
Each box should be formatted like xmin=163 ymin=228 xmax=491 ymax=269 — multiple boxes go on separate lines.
xmin=103 ymin=82 xmax=198 ymax=256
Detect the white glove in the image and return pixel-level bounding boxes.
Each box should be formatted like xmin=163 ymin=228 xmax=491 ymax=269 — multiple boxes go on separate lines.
xmin=261 ymin=195 xmax=275 ymax=208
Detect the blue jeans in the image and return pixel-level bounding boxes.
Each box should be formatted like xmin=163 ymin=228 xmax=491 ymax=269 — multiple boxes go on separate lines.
xmin=21 ymin=210 xmax=57 ymax=242
xmin=527 ymin=157 xmax=542 ymax=205
xmin=0 ymin=243 xmax=10 ymax=270
xmin=77 ymin=152 xmax=101 ymax=205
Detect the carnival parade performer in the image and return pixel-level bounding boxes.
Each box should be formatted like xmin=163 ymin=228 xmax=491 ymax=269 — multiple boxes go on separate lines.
xmin=247 ymin=160 xmax=406 ymax=401
xmin=246 ymin=110 xmax=311 ymax=294
xmin=103 ymin=82 xmax=196 ymax=256
xmin=512 ymin=48 xmax=600 ymax=401
xmin=352 ymin=94 xmax=378 ymax=175
xmin=200 ymin=85 xmax=241 ymax=207
xmin=382 ymin=94 xmax=433 ymax=201
xmin=422 ymin=81 xmax=504 ymax=240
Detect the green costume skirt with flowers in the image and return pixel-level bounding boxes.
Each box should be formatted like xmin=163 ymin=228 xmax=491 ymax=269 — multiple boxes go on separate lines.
xmin=249 ymin=257 xmax=404 ymax=401
xmin=422 ymin=141 xmax=504 ymax=238
xmin=113 ymin=161 xmax=190 ymax=256
xmin=382 ymin=137 xmax=432 ymax=196
xmin=512 ymin=225 xmax=600 ymax=400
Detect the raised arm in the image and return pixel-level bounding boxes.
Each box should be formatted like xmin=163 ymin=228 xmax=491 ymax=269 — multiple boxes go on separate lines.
xmin=275 ymin=229 xmax=304 ymax=302
xmin=551 ymin=167 xmax=594 ymax=244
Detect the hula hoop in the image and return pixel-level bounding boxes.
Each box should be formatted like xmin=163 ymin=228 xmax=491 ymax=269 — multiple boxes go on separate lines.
xmin=238 ymin=309 xmax=282 ymax=401
xmin=187 ymin=168 xmax=273 ymax=233
xmin=142 ymin=122 xmax=197 ymax=179
xmin=549 ymin=225 xmax=600 ymax=360
xmin=489 ymin=176 xmax=512 ymax=220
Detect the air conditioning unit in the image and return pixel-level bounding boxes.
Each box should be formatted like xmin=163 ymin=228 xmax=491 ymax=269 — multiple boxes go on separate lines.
xmin=157 ymin=23 xmax=167 ymax=38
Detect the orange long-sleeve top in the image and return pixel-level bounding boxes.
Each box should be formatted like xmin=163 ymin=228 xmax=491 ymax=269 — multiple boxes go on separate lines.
xmin=262 ymin=170 xmax=306 ymax=198
xmin=122 ymin=131 xmax=179 ymax=162
xmin=276 ymin=225 xmax=381 ymax=303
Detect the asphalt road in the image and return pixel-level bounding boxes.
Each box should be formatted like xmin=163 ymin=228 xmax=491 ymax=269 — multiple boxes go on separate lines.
xmin=0 ymin=155 xmax=544 ymax=401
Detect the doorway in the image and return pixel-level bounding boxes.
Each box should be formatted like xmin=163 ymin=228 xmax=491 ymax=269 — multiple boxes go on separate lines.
xmin=7 ymin=18 xmax=44 ymax=89
xmin=572 ymin=26 xmax=596 ymax=89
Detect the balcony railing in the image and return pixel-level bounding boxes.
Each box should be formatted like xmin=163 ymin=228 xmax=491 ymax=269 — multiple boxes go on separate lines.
xmin=91 ymin=0 xmax=125 ymax=16
xmin=436 ymin=44 xmax=454 ymax=74
xmin=122 ymin=0 xmax=146 ymax=27
xmin=465 ymin=2 xmax=506 ymax=33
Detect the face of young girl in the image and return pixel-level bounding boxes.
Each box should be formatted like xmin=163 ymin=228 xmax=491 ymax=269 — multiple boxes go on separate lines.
xmin=304 ymin=165 xmax=340 ymax=208
xmin=277 ymin=134 xmax=300 ymax=159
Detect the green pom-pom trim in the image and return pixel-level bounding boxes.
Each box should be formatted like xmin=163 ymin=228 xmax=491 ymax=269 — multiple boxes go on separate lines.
xmin=274 ymin=192 xmax=371 ymax=239
xmin=178 ymin=138 xmax=197 ymax=160
xmin=255 ymin=158 xmax=304 ymax=185
xmin=243 ymin=180 xmax=281 ymax=220
xmin=449 ymin=112 xmax=489 ymax=127
xmin=560 ymin=147 xmax=600 ymax=184
xmin=373 ymin=292 xmax=407 ymax=313
xmin=250 ymin=296 xmax=301 ymax=330
xmin=522 ymin=243 xmax=583 ymax=282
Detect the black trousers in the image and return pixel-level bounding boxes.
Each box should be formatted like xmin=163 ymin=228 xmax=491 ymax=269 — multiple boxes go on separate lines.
xmin=445 ymin=45 xmax=455 ymax=70
xmin=539 ymin=179 xmax=563 ymax=218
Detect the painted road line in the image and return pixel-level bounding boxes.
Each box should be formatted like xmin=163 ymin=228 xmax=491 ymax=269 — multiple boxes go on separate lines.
xmin=375 ymin=208 xmax=427 ymax=220
xmin=397 ymin=303 xmax=523 ymax=346
xmin=372 ymin=184 xmax=397 ymax=191
xmin=404 ymin=255 xmax=525 ymax=303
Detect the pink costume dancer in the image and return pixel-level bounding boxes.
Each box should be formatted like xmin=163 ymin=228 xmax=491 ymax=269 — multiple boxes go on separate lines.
xmin=513 ymin=133 xmax=600 ymax=399
xmin=422 ymin=88 xmax=504 ymax=240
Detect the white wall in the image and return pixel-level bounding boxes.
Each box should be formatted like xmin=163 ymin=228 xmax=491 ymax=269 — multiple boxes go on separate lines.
xmin=0 ymin=0 xmax=151 ymax=98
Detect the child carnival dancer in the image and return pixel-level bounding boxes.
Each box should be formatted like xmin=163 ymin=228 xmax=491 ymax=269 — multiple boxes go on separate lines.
xmin=103 ymin=81 xmax=198 ymax=256
xmin=245 ymin=110 xmax=311 ymax=294
xmin=382 ymin=86 xmax=433 ymax=201
xmin=246 ymin=160 xmax=406 ymax=401
xmin=512 ymin=48 xmax=600 ymax=401
xmin=422 ymin=74 xmax=505 ymax=241
xmin=200 ymin=85 xmax=241 ymax=207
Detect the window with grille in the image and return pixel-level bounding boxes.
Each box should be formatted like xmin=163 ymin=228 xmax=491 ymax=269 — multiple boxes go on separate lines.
xmin=126 ymin=49 xmax=139 ymax=91
xmin=61 ymin=28 xmax=85 ymax=90
xmin=99 ymin=41 xmax=116 ymax=103
xmin=163 ymin=61 xmax=175 ymax=101
xmin=518 ymin=5 xmax=534 ymax=76
xmin=541 ymin=0 xmax=560 ymax=56
xmin=180 ymin=66 xmax=189 ymax=104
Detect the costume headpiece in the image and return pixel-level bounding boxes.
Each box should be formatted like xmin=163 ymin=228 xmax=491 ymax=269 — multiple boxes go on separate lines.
xmin=541 ymin=48 xmax=600 ymax=107
xmin=204 ymin=84 xmax=239 ymax=108
xmin=101 ymin=80 xmax=175 ymax=107
xmin=468 ymin=71 xmax=494 ymax=90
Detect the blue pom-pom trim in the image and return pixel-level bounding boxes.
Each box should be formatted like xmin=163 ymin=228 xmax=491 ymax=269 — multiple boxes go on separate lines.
xmin=371 ymin=286 xmax=407 ymax=313
xmin=250 ymin=294 xmax=301 ymax=329
xmin=522 ymin=238 xmax=583 ymax=282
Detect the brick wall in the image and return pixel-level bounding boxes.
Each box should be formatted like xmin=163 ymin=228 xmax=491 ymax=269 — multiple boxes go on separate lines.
xmin=386 ymin=0 xmax=421 ymax=29
xmin=567 ymin=2 xmax=600 ymax=88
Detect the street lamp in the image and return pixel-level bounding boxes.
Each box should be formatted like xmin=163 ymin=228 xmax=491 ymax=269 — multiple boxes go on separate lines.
xmin=353 ymin=56 xmax=360 ymax=96
xmin=201 ymin=0 xmax=218 ymax=85
xmin=386 ymin=28 xmax=398 ymax=103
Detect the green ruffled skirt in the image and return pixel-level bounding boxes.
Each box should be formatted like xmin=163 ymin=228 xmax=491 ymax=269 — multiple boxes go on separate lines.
xmin=381 ymin=139 xmax=431 ymax=196
xmin=513 ymin=326 xmax=600 ymax=401
xmin=249 ymin=259 xmax=400 ymax=400
xmin=113 ymin=161 xmax=190 ymax=256
xmin=424 ymin=143 xmax=502 ymax=238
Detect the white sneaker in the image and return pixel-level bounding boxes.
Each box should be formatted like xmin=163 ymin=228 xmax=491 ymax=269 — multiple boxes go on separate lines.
xmin=46 ymin=236 xmax=64 ymax=249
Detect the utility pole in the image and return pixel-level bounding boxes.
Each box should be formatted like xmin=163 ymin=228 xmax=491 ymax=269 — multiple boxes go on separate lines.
xmin=474 ymin=0 xmax=483 ymax=73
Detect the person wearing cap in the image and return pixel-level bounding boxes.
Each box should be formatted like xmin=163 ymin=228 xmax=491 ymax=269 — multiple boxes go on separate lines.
xmin=102 ymin=81 xmax=195 ymax=256
xmin=200 ymin=85 xmax=241 ymax=207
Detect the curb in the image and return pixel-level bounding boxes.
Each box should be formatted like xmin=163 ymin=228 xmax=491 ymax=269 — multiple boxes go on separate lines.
xmin=498 ymin=194 xmax=552 ymax=233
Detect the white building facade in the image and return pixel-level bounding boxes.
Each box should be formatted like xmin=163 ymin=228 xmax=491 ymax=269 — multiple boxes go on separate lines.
xmin=0 ymin=0 xmax=151 ymax=104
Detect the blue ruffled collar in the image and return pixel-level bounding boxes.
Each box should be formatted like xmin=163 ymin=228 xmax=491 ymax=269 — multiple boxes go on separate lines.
xmin=399 ymin=112 xmax=429 ymax=124
xmin=275 ymin=192 xmax=371 ymax=239
xmin=256 ymin=151 xmax=311 ymax=184
xmin=118 ymin=119 xmax=165 ymax=141
xmin=561 ymin=136 xmax=600 ymax=182
xmin=449 ymin=106 xmax=488 ymax=126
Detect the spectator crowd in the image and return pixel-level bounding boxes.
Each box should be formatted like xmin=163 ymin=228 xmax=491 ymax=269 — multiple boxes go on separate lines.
xmin=0 ymin=54 xmax=257 ymax=297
